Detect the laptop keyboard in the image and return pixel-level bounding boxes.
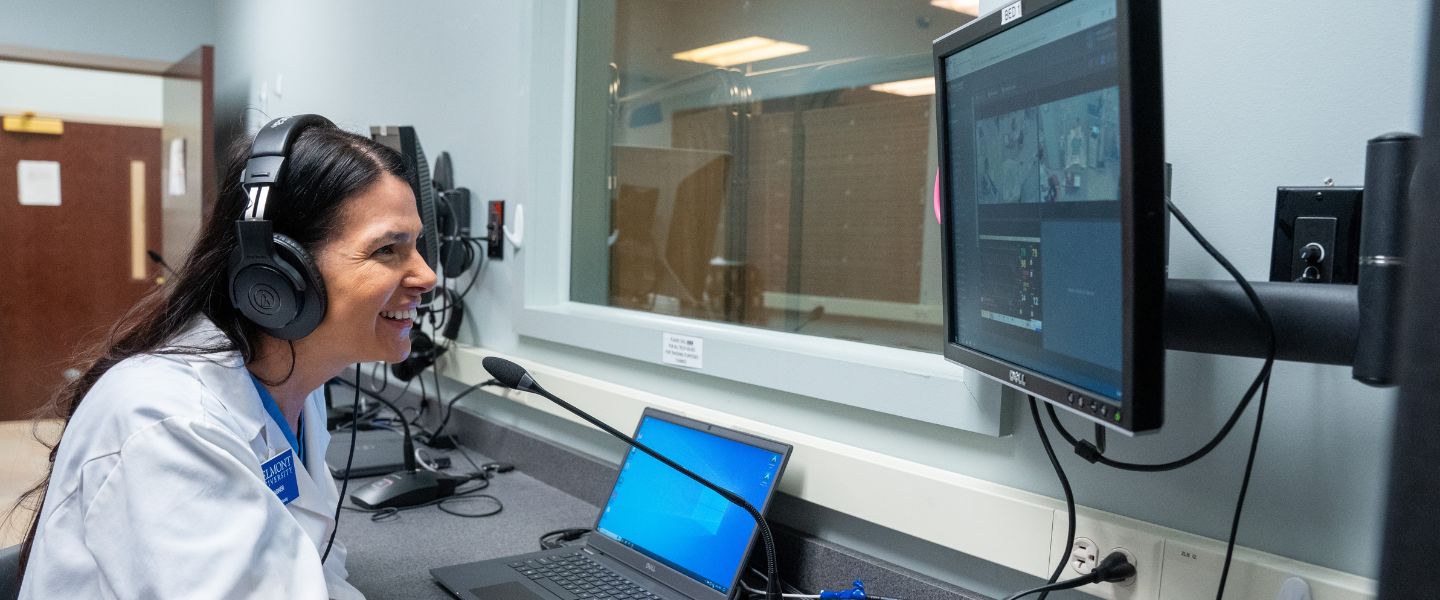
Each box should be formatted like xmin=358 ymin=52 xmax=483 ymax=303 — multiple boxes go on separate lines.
xmin=509 ymin=552 xmax=659 ymax=600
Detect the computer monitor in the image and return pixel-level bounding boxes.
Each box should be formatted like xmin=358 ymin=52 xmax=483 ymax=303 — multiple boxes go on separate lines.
xmin=370 ymin=125 xmax=441 ymax=305
xmin=933 ymin=0 xmax=1166 ymax=434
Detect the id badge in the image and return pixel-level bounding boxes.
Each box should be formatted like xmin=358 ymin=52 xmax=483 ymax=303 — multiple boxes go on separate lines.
xmin=262 ymin=449 xmax=300 ymax=505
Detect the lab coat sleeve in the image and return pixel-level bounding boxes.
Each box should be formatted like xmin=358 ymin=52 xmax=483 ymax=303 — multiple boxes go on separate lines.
xmin=81 ymin=415 xmax=333 ymax=599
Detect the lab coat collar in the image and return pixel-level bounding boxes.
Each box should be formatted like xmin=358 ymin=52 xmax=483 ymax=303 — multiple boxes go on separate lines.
xmin=167 ymin=318 xmax=269 ymax=445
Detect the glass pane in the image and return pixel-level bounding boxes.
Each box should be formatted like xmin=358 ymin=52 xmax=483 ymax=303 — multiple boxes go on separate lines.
xmin=573 ymin=0 xmax=976 ymax=353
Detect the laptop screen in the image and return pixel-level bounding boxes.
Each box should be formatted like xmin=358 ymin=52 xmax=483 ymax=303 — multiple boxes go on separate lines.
xmin=594 ymin=414 xmax=785 ymax=595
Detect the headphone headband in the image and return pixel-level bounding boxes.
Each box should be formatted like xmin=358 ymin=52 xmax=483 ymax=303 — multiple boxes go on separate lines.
xmin=241 ymin=114 xmax=335 ymax=221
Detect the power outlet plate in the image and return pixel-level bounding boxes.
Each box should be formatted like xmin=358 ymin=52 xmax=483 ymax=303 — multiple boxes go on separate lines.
xmin=1047 ymin=508 xmax=1375 ymax=599
xmin=1071 ymin=537 xmax=1100 ymax=574
xmin=1049 ymin=510 xmax=1164 ymax=599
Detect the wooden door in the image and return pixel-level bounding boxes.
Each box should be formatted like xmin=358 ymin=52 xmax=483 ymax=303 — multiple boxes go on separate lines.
xmin=0 ymin=123 xmax=163 ymax=419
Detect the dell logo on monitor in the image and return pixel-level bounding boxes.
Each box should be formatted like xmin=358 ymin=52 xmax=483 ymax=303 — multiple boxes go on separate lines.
xmin=1009 ymin=370 xmax=1027 ymax=386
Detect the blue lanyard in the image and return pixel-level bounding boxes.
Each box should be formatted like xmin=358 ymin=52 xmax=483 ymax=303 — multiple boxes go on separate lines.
xmin=249 ymin=373 xmax=304 ymax=466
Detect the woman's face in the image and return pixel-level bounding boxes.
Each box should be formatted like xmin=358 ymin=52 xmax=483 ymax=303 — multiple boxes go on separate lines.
xmin=311 ymin=174 xmax=437 ymax=364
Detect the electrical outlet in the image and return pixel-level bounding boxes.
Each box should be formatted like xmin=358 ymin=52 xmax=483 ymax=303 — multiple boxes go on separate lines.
xmin=1045 ymin=507 xmax=1375 ymax=599
xmin=1070 ymin=537 xmax=1138 ymax=588
xmin=1049 ymin=510 xmax=1164 ymax=599
xmin=1070 ymin=537 xmax=1099 ymax=574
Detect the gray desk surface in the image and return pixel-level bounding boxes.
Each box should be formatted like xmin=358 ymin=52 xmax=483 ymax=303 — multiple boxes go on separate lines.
xmin=339 ymin=447 xmax=600 ymax=599
xmin=332 ymin=410 xmax=991 ymax=600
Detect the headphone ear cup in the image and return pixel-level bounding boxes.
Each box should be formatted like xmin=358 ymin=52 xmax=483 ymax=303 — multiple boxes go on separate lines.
xmin=229 ymin=243 xmax=304 ymax=334
xmin=266 ymin=234 xmax=328 ymax=340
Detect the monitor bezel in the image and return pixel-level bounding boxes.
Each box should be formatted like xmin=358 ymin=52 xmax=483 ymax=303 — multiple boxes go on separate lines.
xmin=369 ymin=125 xmax=441 ymax=306
xmin=933 ymin=0 xmax=1165 ymax=435
xmin=587 ymin=407 xmax=793 ymax=600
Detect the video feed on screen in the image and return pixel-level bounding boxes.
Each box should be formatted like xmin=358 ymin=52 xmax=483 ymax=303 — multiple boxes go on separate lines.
xmin=974 ymin=88 xmax=1120 ymax=205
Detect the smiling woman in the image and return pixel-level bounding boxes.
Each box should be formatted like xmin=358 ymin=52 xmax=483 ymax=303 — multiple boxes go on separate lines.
xmin=304 ymin=174 xmax=432 ymax=366
xmin=11 ymin=116 xmax=435 ymax=599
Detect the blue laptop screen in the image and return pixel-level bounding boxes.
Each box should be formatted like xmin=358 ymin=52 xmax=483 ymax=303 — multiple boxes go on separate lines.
xmin=595 ymin=415 xmax=784 ymax=594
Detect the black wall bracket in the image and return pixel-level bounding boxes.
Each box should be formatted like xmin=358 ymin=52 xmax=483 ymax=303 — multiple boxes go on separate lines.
xmin=1164 ymin=133 xmax=1420 ymax=387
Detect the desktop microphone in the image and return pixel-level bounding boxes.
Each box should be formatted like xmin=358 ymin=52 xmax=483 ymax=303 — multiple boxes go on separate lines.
xmin=335 ymin=378 xmax=466 ymax=510
xmin=481 ymin=357 xmax=782 ymax=600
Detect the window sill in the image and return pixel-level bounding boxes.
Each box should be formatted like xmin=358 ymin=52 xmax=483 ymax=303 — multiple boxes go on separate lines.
xmin=515 ymin=301 xmax=1008 ymax=436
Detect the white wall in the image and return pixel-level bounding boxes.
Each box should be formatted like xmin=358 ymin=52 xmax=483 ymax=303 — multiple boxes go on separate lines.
xmin=212 ymin=0 xmax=1430 ymax=595
xmin=0 ymin=60 xmax=162 ymax=127
xmin=513 ymin=0 xmax=1429 ymax=584
xmin=4 ymin=0 xmax=215 ymax=63
xmin=212 ymin=0 xmax=535 ymax=357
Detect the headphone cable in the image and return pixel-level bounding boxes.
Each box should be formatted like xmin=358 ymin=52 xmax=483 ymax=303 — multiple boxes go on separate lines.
xmin=321 ymin=364 xmax=362 ymax=563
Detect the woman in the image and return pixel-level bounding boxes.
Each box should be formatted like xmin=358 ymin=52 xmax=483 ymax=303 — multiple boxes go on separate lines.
xmin=15 ymin=115 xmax=436 ymax=599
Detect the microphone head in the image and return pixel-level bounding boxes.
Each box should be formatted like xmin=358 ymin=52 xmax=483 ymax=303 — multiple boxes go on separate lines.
xmin=146 ymin=250 xmax=165 ymax=264
xmin=483 ymin=356 xmax=530 ymax=390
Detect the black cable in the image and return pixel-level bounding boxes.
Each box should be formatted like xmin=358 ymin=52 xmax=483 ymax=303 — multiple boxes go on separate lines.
xmin=418 ymin=372 xmax=428 ymax=423
xmin=454 ymin=238 xmax=487 ymax=300
xmin=1029 ymin=396 xmax=1074 ymax=600
xmin=429 ymin=238 xmax=484 ymax=347
xmin=366 ymin=362 xmax=390 ymax=394
xmin=362 ymin=364 xmax=424 ymax=427
xmin=1003 ymin=574 xmax=1094 ymax=600
xmin=429 ymin=239 xmax=486 ymax=318
xmin=1003 ymin=552 xmax=1136 ymax=600
xmin=1046 ymin=200 xmax=1276 ymax=473
xmin=432 ymin=379 xmax=503 ymax=440
xmin=431 ymin=360 xmax=444 ymax=430
xmin=1044 ymin=199 xmax=1276 ymax=600
xmin=539 ymin=528 xmax=592 ymax=550
xmin=1215 ymin=375 xmax=1270 ymax=600
xmin=321 ymin=364 xmax=363 ymax=564
xmin=331 ymin=376 xmax=413 ymax=433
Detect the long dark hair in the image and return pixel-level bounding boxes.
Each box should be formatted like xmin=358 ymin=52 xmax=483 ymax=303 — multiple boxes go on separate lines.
xmin=10 ymin=121 xmax=410 ymax=579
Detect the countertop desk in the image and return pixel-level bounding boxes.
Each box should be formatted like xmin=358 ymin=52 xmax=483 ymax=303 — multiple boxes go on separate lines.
xmin=334 ymin=415 xmax=989 ymax=600
xmin=340 ymin=447 xmax=600 ymax=599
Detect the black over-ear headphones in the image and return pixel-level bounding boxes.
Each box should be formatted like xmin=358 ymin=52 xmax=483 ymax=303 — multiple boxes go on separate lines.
xmin=229 ymin=114 xmax=334 ymax=340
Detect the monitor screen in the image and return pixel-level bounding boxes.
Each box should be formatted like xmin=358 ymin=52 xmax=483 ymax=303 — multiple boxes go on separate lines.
xmin=594 ymin=414 xmax=786 ymax=594
xmin=935 ymin=0 xmax=1165 ymax=433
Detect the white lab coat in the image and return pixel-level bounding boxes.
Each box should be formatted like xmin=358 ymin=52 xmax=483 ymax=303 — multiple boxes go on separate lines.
xmin=19 ymin=318 xmax=365 ymax=599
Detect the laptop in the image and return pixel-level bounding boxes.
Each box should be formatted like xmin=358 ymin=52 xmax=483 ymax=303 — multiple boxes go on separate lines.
xmin=432 ymin=408 xmax=793 ymax=600
xmin=327 ymin=428 xmax=407 ymax=479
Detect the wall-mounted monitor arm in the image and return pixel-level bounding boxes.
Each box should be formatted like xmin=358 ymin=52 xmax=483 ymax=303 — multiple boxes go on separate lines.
xmin=1164 ymin=279 xmax=1357 ymax=366
xmin=1163 ymin=133 xmax=1420 ymax=386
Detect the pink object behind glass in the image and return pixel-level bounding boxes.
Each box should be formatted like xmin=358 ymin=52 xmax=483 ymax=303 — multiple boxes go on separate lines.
xmin=933 ymin=168 xmax=942 ymax=224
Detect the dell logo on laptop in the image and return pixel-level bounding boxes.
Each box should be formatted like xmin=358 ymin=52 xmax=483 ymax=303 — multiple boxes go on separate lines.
xmin=1009 ymin=370 xmax=1027 ymax=386
xmin=645 ymin=563 xmax=656 ymax=572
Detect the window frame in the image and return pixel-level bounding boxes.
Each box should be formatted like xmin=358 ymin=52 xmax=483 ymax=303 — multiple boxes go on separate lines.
xmin=516 ymin=0 xmax=1008 ymax=437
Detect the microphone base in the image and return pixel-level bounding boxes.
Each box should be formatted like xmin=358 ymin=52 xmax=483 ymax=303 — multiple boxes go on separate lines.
xmin=349 ymin=469 xmax=465 ymax=510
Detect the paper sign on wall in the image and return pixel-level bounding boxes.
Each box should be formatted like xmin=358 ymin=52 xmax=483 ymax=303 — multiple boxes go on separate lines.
xmin=17 ymin=160 xmax=61 ymax=206
xmin=662 ymin=332 xmax=704 ymax=369
xmin=167 ymin=138 xmax=187 ymax=196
